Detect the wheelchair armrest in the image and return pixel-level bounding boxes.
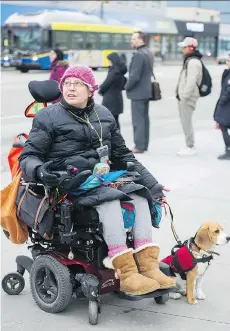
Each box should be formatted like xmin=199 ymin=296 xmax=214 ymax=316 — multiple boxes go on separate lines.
xmin=58 ymin=170 xmax=92 ymax=192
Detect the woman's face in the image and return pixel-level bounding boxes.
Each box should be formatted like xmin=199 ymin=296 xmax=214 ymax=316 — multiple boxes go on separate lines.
xmin=49 ymin=50 xmax=57 ymax=62
xmin=62 ymin=77 xmax=92 ymax=108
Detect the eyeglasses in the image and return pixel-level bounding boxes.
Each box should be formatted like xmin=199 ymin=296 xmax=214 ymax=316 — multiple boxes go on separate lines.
xmin=63 ymin=81 xmax=85 ymax=88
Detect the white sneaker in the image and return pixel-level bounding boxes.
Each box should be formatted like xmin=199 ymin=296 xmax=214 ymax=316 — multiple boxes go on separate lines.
xmin=177 ymin=147 xmax=197 ymax=156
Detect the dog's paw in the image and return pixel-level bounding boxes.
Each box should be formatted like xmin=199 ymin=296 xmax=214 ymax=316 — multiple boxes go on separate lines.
xmin=169 ymin=292 xmax=182 ymax=300
xmin=188 ymin=298 xmax=198 ymax=305
xmin=196 ymin=291 xmax=206 ymax=300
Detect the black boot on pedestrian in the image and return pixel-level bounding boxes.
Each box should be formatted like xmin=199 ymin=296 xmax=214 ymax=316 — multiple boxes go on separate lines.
xmin=217 ymin=150 xmax=230 ymax=160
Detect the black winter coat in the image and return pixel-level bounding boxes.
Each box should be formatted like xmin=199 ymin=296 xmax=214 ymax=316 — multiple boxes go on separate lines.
xmin=99 ymin=55 xmax=127 ymax=116
xmin=19 ymin=99 xmax=161 ymax=207
xmin=214 ymin=69 xmax=230 ymax=127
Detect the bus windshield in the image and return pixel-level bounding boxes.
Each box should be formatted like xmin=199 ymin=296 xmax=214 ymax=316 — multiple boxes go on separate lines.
xmin=3 ymin=26 xmax=42 ymax=52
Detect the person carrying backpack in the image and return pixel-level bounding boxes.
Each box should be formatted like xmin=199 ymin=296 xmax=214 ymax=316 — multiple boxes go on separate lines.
xmin=176 ymin=37 xmax=212 ymax=156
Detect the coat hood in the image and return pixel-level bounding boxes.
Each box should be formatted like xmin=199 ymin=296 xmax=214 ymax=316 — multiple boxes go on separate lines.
xmin=107 ymin=52 xmax=127 ymax=75
xmin=184 ymin=49 xmax=203 ymax=64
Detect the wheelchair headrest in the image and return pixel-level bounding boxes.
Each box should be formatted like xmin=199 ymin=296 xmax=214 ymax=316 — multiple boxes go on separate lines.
xmin=28 ymin=80 xmax=62 ymax=103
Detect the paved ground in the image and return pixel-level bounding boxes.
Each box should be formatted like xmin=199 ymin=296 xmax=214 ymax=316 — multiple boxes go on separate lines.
xmin=1 ymin=64 xmax=230 ymax=331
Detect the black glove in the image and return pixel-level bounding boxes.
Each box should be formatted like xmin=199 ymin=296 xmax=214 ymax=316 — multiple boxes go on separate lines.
xmin=150 ymin=183 xmax=165 ymax=200
xmin=36 ymin=161 xmax=60 ymax=187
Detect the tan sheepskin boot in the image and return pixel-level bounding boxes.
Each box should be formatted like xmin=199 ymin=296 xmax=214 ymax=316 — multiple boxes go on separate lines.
xmin=111 ymin=250 xmax=160 ymax=295
xmin=134 ymin=245 xmax=176 ymax=289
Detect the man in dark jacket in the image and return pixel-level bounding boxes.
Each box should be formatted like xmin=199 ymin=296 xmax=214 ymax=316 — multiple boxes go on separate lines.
xmin=125 ymin=31 xmax=153 ymax=153
xmin=214 ymin=54 xmax=230 ymax=160
xmin=19 ymin=65 xmax=175 ymax=295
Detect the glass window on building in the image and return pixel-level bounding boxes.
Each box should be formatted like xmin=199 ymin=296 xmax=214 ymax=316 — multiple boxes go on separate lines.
xmin=71 ymin=31 xmax=84 ymax=50
xmin=220 ymin=38 xmax=230 ymax=52
xmin=99 ymin=33 xmax=111 ymax=49
xmin=54 ymin=31 xmax=70 ymax=50
xmin=152 ymin=35 xmax=161 ymax=57
xmin=85 ymin=32 xmax=99 ymax=50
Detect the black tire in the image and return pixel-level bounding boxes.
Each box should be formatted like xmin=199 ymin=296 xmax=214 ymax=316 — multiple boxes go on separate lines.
xmin=88 ymin=300 xmax=99 ymax=325
xmin=30 ymin=255 xmax=72 ymax=313
xmin=154 ymin=294 xmax=169 ymax=304
xmin=20 ymin=68 xmax=29 ymax=73
xmin=2 ymin=272 xmax=25 ymax=295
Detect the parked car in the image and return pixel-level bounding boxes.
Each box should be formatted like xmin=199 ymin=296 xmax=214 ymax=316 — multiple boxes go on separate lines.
xmin=216 ymin=51 xmax=230 ymax=65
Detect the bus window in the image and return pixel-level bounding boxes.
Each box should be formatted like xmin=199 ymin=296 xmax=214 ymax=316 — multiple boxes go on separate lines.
xmin=42 ymin=29 xmax=52 ymax=51
xmin=99 ymin=33 xmax=111 ymax=49
xmin=71 ymin=31 xmax=84 ymax=50
xmin=3 ymin=27 xmax=42 ymax=52
xmin=111 ymin=34 xmax=124 ymax=49
xmin=53 ymin=31 xmax=70 ymax=50
xmin=85 ymin=33 xmax=99 ymax=50
xmin=124 ymin=34 xmax=131 ymax=49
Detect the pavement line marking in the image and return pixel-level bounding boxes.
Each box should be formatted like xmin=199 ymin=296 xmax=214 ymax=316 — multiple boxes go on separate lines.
xmin=110 ymin=303 xmax=230 ymax=324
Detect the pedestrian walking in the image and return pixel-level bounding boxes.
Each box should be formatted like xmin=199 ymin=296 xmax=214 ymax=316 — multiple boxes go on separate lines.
xmin=125 ymin=31 xmax=153 ymax=153
xmin=49 ymin=49 xmax=69 ymax=103
xmin=99 ymin=52 xmax=127 ymax=129
xmin=49 ymin=49 xmax=68 ymax=83
xmin=176 ymin=37 xmax=203 ymax=156
xmin=214 ymin=54 xmax=230 ymax=160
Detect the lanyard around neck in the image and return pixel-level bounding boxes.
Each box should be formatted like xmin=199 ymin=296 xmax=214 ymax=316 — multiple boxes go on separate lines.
xmin=68 ymin=108 xmax=103 ymax=147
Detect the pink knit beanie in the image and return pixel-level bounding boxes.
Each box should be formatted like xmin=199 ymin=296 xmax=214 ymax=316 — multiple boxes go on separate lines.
xmin=59 ymin=65 xmax=98 ymax=95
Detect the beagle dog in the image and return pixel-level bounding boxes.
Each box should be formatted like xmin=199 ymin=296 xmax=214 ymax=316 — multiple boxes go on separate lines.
xmin=162 ymin=222 xmax=230 ymax=304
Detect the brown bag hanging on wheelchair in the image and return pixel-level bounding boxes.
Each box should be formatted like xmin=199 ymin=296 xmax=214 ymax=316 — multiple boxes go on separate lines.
xmin=0 ymin=170 xmax=28 ymax=244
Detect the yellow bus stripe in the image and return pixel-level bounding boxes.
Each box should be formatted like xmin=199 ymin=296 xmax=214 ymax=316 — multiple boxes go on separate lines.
xmin=51 ymin=22 xmax=138 ymax=34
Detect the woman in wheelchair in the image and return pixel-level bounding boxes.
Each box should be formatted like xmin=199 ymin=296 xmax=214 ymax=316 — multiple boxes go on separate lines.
xmin=19 ymin=65 xmax=175 ymax=296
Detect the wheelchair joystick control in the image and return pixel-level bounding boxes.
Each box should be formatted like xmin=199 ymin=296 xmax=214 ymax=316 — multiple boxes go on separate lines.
xmin=66 ymin=165 xmax=78 ymax=175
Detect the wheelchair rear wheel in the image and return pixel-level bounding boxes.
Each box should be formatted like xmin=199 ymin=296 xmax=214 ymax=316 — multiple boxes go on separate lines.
xmin=30 ymin=255 xmax=72 ymax=313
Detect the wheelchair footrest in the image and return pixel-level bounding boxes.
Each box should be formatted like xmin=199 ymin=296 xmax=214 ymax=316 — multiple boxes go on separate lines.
xmin=116 ymin=288 xmax=174 ymax=301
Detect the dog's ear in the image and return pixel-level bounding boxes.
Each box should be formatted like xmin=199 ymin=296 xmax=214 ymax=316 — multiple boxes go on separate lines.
xmin=195 ymin=224 xmax=213 ymax=250
xmin=207 ymin=222 xmax=223 ymax=244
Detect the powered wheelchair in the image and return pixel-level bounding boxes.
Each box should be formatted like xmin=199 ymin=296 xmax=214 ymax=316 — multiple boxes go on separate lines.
xmin=1 ymin=80 xmax=174 ymax=325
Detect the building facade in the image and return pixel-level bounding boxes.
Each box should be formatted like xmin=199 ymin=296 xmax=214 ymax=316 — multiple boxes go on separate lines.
xmin=167 ymin=1 xmax=230 ymax=24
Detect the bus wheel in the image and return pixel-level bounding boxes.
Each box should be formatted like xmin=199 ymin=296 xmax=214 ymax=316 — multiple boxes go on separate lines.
xmin=20 ymin=68 xmax=29 ymax=73
xmin=92 ymin=67 xmax=98 ymax=71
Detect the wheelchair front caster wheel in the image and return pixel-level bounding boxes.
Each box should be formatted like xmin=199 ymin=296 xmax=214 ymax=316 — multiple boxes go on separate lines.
xmin=154 ymin=294 xmax=169 ymax=304
xmin=2 ymin=272 xmax=25 ymax=295
xmin=88 ymin=300 xmax=99 ymax=325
